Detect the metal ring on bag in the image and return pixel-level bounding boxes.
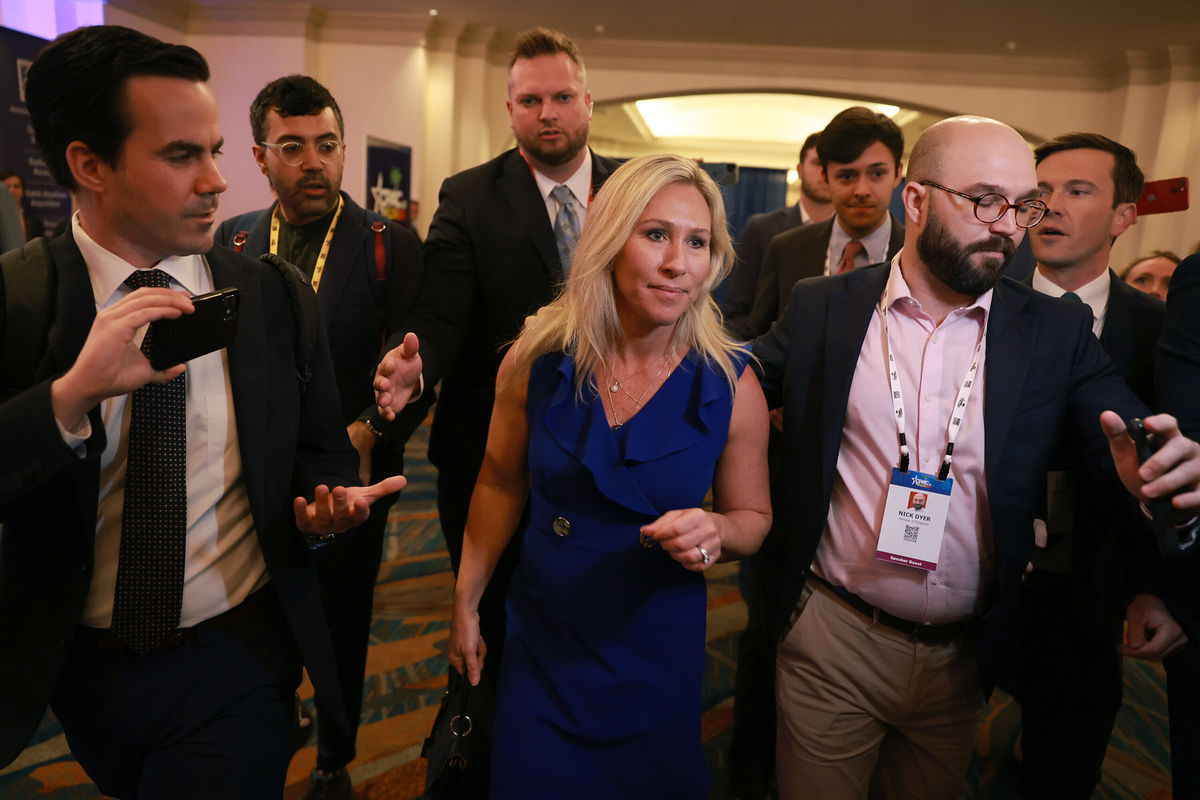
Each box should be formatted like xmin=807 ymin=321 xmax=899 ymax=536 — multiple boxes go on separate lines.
xmin=450 ymin=713 xmax=473 ymax=736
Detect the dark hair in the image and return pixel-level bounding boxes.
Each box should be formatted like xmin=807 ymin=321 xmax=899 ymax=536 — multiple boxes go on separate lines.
xmin=24 ymin=25 xmax=209 ymax=191
xmin=1034 ymin=132 xmax=1145 ymax=206
xmin=250 ymin=75 xmax=345 ymax=146
xmin=0 ymin=170 xmax=23 ymax=191
xmin=798 ymin=132 xmax=821 ymax=165
xmin=508 ymin=27 xmax=585 ymax=76
xmin=816 ymin=106 xmax=904 ymax=170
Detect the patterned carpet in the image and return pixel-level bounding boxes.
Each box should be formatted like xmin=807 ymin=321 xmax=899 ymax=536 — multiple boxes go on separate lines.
xmin=0 ymin=415 xmax=1175 ymax=799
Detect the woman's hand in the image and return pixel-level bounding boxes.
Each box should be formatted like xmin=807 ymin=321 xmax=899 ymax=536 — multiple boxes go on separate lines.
xmin=448 ymin=604 xmax=487 ymax=686
xmin=640 ymin=508 xmax=721 ymax=572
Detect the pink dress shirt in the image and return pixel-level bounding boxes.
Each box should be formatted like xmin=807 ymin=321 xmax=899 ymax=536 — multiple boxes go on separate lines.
xmin=813 ymin=257 xmax=996 ymax=623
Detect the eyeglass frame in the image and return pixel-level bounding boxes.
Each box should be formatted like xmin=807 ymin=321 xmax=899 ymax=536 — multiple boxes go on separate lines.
xmin=918 ymin=180 xmax=1048 ymax=229
xmin=257 ymin=139 xmax=346 ymax=167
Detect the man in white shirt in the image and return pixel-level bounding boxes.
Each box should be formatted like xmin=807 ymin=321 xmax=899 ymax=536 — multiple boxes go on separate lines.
xmin=1016 ymin=131 xmax=1185 ymax=799
xmin=0 ymin=25 xmax=401 ymax=799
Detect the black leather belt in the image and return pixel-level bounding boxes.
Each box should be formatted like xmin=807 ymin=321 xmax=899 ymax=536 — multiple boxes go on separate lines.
xmin=76 ymin=585 xmax=276 ymax=656
xmin=808 ymin=573 xmax=971 ymax=645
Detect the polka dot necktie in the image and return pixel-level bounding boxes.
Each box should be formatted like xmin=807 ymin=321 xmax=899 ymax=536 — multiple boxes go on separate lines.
xmin=551 ymin=184 xmax=582 ymax=276
xmin=110 ymin=268 xmax=188 ymax=654
xmin=836 ymin=239 xmax=865 ymax=274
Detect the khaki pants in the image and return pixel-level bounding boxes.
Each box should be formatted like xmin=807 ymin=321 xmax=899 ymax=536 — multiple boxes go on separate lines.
xmin=775 ymin=583 xmax=982 ymax=799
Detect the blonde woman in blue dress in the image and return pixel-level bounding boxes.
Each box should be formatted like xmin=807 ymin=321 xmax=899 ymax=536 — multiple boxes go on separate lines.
xmin=448 ymin=153 xmax=771 ymax=799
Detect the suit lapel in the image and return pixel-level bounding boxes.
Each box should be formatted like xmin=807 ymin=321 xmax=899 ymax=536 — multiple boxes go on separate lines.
xmin=821 ymin=265 xmax=889 ymax=494
xmin=982 ymin=281 xmax=1035 ymax=481
xmin=44 ymin=232 xmax=98 ymax=381
xmin=242 ymin=205 xmax=273 ymax=260
xmin=208 ymin=248 xmax=268 ymax=514
xmin=797 ymin=218 xmax=834 ymax=282
xmin=497 ymin=150 xmax=560 ymax=282
xmin=45 ymin=231 xmax=103 ymax=530
xmin=1099 ymin=271 xmax=1134 ymax=369
xmin=315 ymin=192 xmax=365 ymax=327
xmin=886 ymin=216 xmax=905 ymax=260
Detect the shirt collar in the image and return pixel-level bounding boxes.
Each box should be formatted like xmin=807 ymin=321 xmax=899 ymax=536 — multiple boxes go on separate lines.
xmin=831 ymin=211 xmax=894 ymax=265
xmin=1031 ymin=265 xmax=1110 ymax=325
xmin=531 ymin=148 xmax=593 ymax=207
xmin=73 ymin=212 xmax=208 ymax=308
xmin=884 ymin=250 xmax=994 ymax=323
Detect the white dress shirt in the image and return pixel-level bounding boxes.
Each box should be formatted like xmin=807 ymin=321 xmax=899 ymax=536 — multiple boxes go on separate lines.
xmin=67 ymin=216 xmax=267 ymax=629
xmin=1032 ymin=266 xmax=1110 ymax=338
xmin=531 ymin=149 xmax=593 ymax=228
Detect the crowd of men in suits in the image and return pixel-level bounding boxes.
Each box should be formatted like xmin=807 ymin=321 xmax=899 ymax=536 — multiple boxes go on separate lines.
xmin=1 ymin=18 xmax=1199 ymax=800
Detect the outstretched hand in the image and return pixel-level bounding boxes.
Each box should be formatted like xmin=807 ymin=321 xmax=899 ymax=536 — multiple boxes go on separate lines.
xmin=1101 ymin=411 xmax=1200 ymax=512
xmin=293 ymin=474 xmax=407 ymax=536
xmin=374 ymin=332 xmax=422 ymax=421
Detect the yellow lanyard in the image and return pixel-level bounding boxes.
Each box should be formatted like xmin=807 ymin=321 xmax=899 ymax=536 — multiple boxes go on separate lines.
xmin=269 ymin=194 xmax=345 ymax=293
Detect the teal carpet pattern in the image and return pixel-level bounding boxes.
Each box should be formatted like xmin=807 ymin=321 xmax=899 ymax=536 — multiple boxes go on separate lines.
xmin=0 ymin=415 xmax=1175 ymax=798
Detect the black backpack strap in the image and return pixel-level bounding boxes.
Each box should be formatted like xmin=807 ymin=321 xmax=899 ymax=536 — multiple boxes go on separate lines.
xmin=1 ymin=237 xmax=54 ymax=399
xmin=257 ymin=252 xmax=318 ymax=395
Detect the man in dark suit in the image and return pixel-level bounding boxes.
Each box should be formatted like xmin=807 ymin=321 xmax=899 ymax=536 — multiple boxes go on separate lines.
xmin=1157 ymin=253 xmax=1200 ymax=799
xmin=1013 ymin=132 xmax=1185 ymax=798
xmin=374 ymin=28 xmax=619 ymax=690
xmin=215 ymin=75 xmax=423 ymax=800
xmin=746 ymin=106 xmax=905 ymax=337
xmin=752 ymin=115 xmax=1200 ymax=797
xmin=724 ymin=131 xmax=832 ymax=339
xmin=0 ymin=26 xmax=402 ymax=799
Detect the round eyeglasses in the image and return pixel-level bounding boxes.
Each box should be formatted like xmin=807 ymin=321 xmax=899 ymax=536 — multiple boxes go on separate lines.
xmin=919 ymin=181 xmax=1048 ymax=229
xmin=258 ymin=140 xmax=345 ymax=167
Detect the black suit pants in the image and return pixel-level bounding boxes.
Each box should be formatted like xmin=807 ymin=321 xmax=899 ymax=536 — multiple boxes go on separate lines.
xmin=51 ymin=587 xmax=302 ymax=800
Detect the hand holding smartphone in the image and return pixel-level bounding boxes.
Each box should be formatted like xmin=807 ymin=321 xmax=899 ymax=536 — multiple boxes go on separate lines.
xmin=146 ymin=287 xmax=240 ymax=370
xmin=1127 ymin=417 xmax=1199 ymax=556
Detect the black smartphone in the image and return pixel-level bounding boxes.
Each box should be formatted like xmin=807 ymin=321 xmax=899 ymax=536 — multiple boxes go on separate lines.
xmin=146 ymin=287 xmax=240 ymax=370
xmin=1127 ymin=418 xmax=1198 ymax=556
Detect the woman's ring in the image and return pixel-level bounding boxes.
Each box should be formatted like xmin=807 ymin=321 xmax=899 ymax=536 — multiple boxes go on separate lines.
xmin=697 ymin=545 xmax=711 ymax=565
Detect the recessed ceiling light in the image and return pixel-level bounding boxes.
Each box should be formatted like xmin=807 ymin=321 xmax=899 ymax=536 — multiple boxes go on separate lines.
xmin=429 ymin=8 xmax=439 ymax=16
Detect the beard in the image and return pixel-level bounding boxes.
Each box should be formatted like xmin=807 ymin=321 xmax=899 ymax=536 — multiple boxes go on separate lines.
xmin=916 ymin=211 xmax=1016 ymax=297
xmin=271 ymin=170 xmax=339 ymax=223
xmin=800 ymin=178 xmax=831 ymax=205
xmin=516 ymin=122 xmax=589 ymax=168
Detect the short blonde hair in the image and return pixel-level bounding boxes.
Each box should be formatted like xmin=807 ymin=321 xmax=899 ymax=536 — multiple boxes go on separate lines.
xmin=509 ymin=153 xmax=745 ymax=395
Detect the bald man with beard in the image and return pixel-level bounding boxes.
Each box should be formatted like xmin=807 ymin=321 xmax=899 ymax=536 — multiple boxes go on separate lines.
xmin=750 ymin=116 xmax=1200 ymax=798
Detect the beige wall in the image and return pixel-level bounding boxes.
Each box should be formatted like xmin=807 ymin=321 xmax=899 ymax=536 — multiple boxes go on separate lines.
xmin=80 ymin=4 xmax=1200 ymax=256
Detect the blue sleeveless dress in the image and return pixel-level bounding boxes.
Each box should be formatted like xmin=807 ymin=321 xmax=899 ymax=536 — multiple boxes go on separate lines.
xmin=489 ymin=350 xmax=744 ymax=799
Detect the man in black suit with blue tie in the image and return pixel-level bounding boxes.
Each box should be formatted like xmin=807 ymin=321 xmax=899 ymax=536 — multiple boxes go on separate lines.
xmin=753 ymin=115 xmax=1200 ymax=797
xmin=1013 ymin=131 xmax=1185 ymax=799
xmin=0 ymin=25 xmax=402 ymax=799
xmin=374 ymin=28 xmax=620 ymax=694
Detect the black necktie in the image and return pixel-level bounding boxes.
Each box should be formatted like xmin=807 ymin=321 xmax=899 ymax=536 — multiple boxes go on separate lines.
xmin=110 ymin=268 xmax=188 ymax=654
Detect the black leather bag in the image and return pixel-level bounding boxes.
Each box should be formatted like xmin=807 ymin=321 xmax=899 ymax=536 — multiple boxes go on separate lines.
xmin=419 ymin=668 xmax=493 ymax=799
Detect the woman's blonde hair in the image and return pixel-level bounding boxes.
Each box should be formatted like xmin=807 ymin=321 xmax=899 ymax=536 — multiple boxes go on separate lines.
xmin=508 ymin=153 xmax=746 ymax=396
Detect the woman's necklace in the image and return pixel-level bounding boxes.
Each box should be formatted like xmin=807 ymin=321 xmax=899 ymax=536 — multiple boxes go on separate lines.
xmin=603 ymin=351 xmax=674 ymax=430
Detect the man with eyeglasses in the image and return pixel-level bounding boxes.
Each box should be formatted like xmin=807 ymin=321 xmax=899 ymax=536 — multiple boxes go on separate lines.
xmin=1006 ymin=132 xmax=1184 ymax=799
xmin=751 ymin=115 xmax=1200 ymax=798
xmin=216 ymin=74 xmax=423 ymax=800
xmin=745 ymin=106 xmax=905 ymax=337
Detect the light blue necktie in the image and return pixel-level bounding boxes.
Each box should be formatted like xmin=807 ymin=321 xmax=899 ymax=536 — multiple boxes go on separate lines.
xmin=551 ymin=184 xmax=581 ymax=275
